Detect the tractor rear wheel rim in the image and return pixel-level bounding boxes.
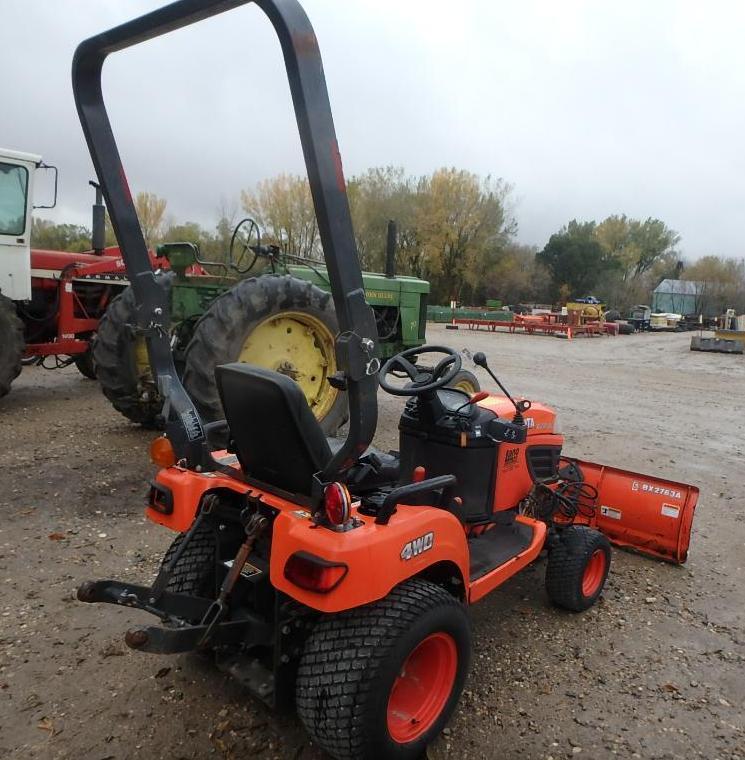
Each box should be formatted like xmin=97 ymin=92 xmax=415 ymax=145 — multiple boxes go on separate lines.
xmin=387 ymin=632 xmax=457 ymax=744
xmin=238 ymin=310 xmax=338 ymax=421
xmin=453 ymin=378 xmax=477 ymax=394
xmin=582 ymin=549 xmax=607 ymax=597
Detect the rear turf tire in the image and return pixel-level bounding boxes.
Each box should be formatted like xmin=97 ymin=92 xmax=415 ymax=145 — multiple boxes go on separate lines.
xmin=182 ymin=274 xmax=348 ymax=435
xmin=545 ymin=526 xmax=611 ymax=612
xmin=93 ymin=273 xmax=174 ymax=427
xmin=296 ymin=579 xmax=471 ymax=760
xmin=0 ymin=294 xmax=24 ymax=399
xmin=154 ymin=523 xmax=218 ymax=617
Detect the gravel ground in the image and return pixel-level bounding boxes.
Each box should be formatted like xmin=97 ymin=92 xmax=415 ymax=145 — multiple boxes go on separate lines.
xmin=0 ymin=325 xmax=743 ymax=760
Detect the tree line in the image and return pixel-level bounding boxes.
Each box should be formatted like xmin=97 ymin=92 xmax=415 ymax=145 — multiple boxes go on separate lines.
xmin=31 ymin=168 xmax=745 ymax=313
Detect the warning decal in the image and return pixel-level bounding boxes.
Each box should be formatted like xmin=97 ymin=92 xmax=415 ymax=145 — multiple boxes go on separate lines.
xmin=661 ymin=503 xmax=680 ymax=519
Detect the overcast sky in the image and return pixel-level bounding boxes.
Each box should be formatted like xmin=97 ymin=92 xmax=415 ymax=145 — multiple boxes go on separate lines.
xmin=3 ymin=0 xmax=745 ymax=259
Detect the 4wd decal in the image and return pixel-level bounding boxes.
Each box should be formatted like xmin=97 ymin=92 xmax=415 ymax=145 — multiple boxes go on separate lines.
xmin=400 ymin=531 xmax=434 ymax=560
xmin=503 ymin=447 xmax=520 ymax=471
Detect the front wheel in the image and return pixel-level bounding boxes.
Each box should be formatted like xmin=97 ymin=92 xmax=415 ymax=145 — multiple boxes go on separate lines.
xmin=0 ymin=294 xmax=24 ymax=398
xmin=296 ymin=579 xmax=471 ymax=760
xmin=545 ymin=526 xmax=611 ymax=612
xmin=73 ymin=344 xmax=97 ymax=379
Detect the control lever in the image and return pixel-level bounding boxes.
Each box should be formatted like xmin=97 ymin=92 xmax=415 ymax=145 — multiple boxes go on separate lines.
xmin=454 ymin=390 xmax=490 ymax=413
xmin=472 ymin=352 xmax=531 ymax=425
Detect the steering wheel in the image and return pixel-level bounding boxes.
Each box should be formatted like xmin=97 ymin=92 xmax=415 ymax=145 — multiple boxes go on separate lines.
xmin=229 ymin=217 xmax=261 ymax=273
xmin=379 ymin=345 xmax=462 ymax=396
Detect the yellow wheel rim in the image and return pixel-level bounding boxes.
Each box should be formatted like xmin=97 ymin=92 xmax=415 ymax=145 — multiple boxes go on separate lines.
xmin=452 ymin=377 xmax=479 ymax=395
xmin=134 ymin=337 xmax=153 ymax=382
xmin=238 ymin=311 xmax=338 ymax=421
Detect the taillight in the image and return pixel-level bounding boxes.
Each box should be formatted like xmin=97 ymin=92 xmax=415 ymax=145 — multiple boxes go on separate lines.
xmin=323 ymin=482 xmax=352 ymax=526
xmin=284 ymin=552 xmax=348 ymax=593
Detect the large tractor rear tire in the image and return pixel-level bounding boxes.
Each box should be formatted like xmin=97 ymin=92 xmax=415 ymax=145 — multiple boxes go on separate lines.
xmin=446 ymin=369 xmax=480 ymax=395
xmin=296 ymin=579 xmax=471 ymax=760
xmin=183 ymin=274 xmax=347 ymax=435
xmin=93 ymin=272 xmax=174 ymax=428
xmin=0 ymin=294 xmax=24 ymax=399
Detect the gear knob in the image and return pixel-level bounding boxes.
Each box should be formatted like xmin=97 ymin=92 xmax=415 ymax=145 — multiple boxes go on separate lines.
xmin=473 ymin=351 xmax=488 ymax=368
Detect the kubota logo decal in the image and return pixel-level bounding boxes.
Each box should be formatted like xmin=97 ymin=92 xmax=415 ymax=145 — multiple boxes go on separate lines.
xmin=400 ymin=532 xmax=434 ymax=560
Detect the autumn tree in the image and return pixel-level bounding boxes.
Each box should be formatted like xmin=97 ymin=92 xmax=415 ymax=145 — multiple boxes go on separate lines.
xmin=595 ymin=215 xmax=679 ymax=281
xmin=683 ymin=255 xmax=745 ymax=314
xmin=241 ymin=174 xmax=319 ymax=258
xmin=415 ymin=168 xmax=516 ymax=302
xmin=347 ymin=167 xmax=418 ymax=272
xmin=134 ymin=191 xmax=168 ymax=248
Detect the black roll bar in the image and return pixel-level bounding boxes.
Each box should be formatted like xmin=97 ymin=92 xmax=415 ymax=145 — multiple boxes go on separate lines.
xmin=72 ymin=0 xmax=379 ymax=476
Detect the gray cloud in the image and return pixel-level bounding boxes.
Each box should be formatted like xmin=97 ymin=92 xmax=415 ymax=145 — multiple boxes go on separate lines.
xmin=3 ymin=0 xmax=743 ymax=259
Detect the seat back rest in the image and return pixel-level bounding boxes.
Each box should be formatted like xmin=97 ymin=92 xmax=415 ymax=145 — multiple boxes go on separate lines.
xmin=215 ymin=363 xmax=333 ymax=498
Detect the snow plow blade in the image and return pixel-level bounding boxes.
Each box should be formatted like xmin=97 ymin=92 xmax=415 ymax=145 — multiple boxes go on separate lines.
xmin=559 ymin=457 xmax=698 ymax=564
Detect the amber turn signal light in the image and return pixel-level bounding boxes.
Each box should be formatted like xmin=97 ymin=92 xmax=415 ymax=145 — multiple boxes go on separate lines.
xmin=150 ymin=436 xmax=176 ymax=468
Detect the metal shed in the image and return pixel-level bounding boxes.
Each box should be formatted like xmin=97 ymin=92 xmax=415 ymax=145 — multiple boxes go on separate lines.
xmin=652 ymin=279 xmax=705 ymax=315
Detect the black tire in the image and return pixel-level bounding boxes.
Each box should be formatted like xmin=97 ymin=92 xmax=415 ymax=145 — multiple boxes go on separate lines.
xmin=182 ymin=274 xmax=347 ymax=435
xmin=604 ymin=309 xmax=621 ymax=322
xmin=446 ymin=369 xmax=480 ymax=395
xmin=296 ymin=579 xmax=471 ymax=760
xmin=154 ymin=523 xmax=217 ymax=620
xmin=73 ymin=344 xmax=97 ymax=379
xmin=93 ymin=273 xmax=174 ymax=428
xmin=0 ymin=294 xmax=24 ymax=399
xmin=617 ymin=322 xmax=634 ymax=336
xmin=545 ymin=526 xmax=611 ymax=612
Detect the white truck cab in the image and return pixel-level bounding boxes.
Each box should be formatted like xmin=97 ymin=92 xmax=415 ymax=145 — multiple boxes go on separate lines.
xmin=0 ymin=148 xmax=42 ymax=301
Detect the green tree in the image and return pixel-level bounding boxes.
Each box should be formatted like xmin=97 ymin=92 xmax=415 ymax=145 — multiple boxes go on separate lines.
xmin=538 ymin=220 xmax=620 ymax=299
xmin=30 ymin=219 xmax=91 ymax=252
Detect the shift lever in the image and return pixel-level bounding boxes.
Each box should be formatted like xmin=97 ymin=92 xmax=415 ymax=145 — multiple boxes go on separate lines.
xmin=472 ymin=352 xmax=530 ymax=425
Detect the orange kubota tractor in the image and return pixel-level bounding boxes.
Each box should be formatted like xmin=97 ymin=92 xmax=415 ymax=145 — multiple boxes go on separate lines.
xmin=73 ymin=2 xmax=699 ymax=759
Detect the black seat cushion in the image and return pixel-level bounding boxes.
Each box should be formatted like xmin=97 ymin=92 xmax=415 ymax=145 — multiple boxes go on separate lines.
xmin=215 ymin=363 xmax=332 ymax=497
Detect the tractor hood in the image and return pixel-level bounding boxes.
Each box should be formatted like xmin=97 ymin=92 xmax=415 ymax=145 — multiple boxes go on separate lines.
xmin=31 ymin=247 xmax=124 ymax=273
xmin=478 ymin=396 xmax=557 ymax=436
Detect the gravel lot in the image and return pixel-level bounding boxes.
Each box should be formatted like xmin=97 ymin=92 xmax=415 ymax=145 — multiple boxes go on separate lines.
xmin=1 ymin=325 xmax=743 ymax=760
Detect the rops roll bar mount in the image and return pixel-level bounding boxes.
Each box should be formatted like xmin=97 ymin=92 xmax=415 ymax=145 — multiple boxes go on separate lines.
xmin=72 ymin=0 xmax=379 ymax=481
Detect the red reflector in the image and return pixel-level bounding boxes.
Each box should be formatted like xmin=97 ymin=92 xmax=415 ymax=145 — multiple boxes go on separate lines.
xmin=284 ymin=552 xmax=348 ymax=593
xmin=323 ymin=482 xmax=351 ymax=525
xmin=413 ymin=466 xmax=427 ymax=483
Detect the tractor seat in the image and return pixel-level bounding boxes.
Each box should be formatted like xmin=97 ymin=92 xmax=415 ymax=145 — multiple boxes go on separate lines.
xmin=215 ymin=363 xmax=398 ymax=498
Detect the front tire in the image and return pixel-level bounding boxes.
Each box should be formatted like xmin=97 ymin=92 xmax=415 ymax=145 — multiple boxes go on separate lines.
xmin=296 ymin=579 xmax=471 ymax=760
xmin=0 ymin=294 xmax=24 ymax=399
xmin=545 ymin=526 xmax=611 ymax=612
xmin=93 ymin=273 xmax=174 ymax=427
xmin=73 ymin=343 xmax=97 ymax=379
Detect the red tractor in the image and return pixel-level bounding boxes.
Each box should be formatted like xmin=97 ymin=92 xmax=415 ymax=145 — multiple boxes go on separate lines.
xmin=0 ymin=150 xmax=156 ymax=397
xmin=72 ymin=2 xmax=699 ymax=759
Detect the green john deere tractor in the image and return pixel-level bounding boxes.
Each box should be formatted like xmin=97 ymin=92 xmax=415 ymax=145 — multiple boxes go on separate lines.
xmin=94 ymin=219 xmax=475 ymax=434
